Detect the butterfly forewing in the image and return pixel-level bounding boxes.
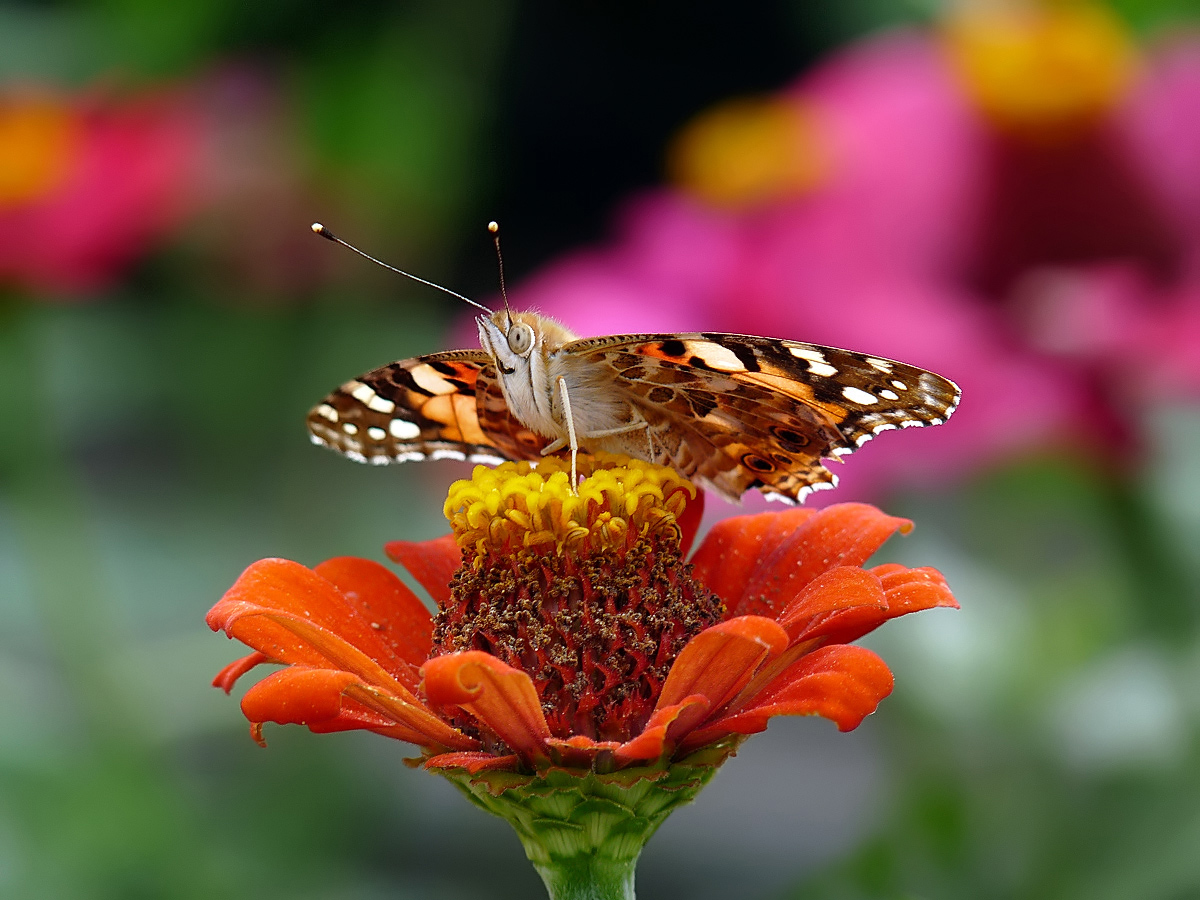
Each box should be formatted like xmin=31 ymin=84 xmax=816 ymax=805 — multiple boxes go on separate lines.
xmin=306 ymin=350 xmax=513 ymax=466
xmin=564 ymin=332 xmax=960 ymax=502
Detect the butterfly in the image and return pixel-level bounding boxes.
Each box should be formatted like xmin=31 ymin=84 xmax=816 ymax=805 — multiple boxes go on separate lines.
xmin=306 ymin=307 xmax=961 ymax=504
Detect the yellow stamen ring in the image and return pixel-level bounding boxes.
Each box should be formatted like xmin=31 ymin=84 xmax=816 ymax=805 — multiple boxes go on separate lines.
xmin=444 ymin=453 xmax=697 ymax=561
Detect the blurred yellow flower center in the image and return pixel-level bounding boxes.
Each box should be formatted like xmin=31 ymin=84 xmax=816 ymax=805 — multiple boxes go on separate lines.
xmin=667 ymin=96 xmax=827 ymax=209
xmin=444 ymin=452 xmax=696 ymax=560
xmin=0 ymin=98 xmax=78 ymax=206
xmin=944 ymin=2 xmax=1137 ymax=140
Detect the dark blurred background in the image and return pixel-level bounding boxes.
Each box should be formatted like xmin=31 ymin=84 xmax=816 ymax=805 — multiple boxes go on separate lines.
xmin=4 ymin=1 xmax=1200 ymax=898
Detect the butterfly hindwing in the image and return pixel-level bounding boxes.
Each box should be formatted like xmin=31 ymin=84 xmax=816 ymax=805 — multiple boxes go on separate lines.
xmin=564 ymin=332 xmax=961 ymax=502
xmin=306 ymin=350 xmax=515 ymax=466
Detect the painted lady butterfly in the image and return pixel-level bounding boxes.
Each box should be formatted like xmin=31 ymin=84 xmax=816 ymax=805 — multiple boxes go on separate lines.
xmin=306 ymin=306 xmax=961 ymax=504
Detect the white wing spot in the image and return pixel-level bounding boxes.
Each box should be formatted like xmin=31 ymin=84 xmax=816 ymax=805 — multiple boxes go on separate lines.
xmin=411 ymin=364 xmax=459 ymax=395
xmin=891 ymin=380 xmax=908 ymax=391
xmin=316 ymin=403 xmax=338 ymax=422
xmin=808 ymin=362 xmax=838 ymax=377
xmin=842 ymin=386 xmax=878 ymax=405
xmin=367 ymin=426 xmax=387 ymax=441
xmin=369 ymin=455 xmax=391 ymax=465
xmin=468 ymin=453 xmax=508 ymax=465
xmin=430 ymin=449 xmax=467 ymax=461
xmin=389 ymin=419 xmax=421 ymax=440
xmin=879 ymin=389 xmax=900 ymax=401
xmin=872 ymin=423 xmax=898 ymax=435
xmin=692 ymin=342 xmax=747 ymax=372
xmin=349 ymin=382 xmax=375 ymax=404
xmin=788 ymin=346 xmax=827 ymax=363
xmin=866 ymin=357 xmax=893 ymax=372
xmin=367 ymin=394 xmax=396 ymax=414
xmin=396 ymin=451 xmax=426 ymax=462
xmin=345 ymin=449 xmax=367 ymax=463
xmin=342 ymin=423 xmax=359 ymax=435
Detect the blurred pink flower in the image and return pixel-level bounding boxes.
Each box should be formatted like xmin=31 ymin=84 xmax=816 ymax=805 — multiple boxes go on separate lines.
xmin=0 ymin=87 xmax=202 ymax=296
xmin=475 ymin=7 xmax=1200 ymax=503
xmin=501 ymin=191 xmax=1095 ymax=505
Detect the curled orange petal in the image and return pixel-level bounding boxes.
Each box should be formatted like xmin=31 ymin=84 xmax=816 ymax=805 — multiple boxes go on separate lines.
xmin=683 ymin=645 xmax=894 ymax=750
xmin=239 ymin=666 xmax=477 ymax=752
xmin=213 ymin=651 xmax=269 ymax=693
xmin=614 ymin=695 xmax=711 ymax=763
xmin=657 ymin=616 xmax=789 ymax=715
xmin=208 ymin=558 xmax=424 ymax=689
xmin=422 ymin=651 xmax=552 ymax=763
xmin=776 ymin=567 xmax=887 ymax=641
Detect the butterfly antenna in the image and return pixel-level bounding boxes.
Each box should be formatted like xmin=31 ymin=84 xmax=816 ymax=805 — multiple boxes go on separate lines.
xmin=488 ymin=220 xmax=513 ymax=328
xmin=311 ymin=222 xmax=493 ymax=315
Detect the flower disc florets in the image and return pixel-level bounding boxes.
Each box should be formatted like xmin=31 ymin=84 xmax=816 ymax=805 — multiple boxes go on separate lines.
xmin=436 ymin=453 xmax=724 ymax=744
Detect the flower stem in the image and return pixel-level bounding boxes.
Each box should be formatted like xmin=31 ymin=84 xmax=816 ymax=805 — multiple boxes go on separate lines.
xmin=531 ymin=854 xmax=637 ymax=900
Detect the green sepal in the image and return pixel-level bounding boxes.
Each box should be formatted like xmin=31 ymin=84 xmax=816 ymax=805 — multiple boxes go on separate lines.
xmin=433 ymin=738 xmax=742 ymax=900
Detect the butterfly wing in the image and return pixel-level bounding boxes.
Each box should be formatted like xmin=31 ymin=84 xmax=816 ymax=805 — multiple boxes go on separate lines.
xmin=563 ymin=332 xmax=961 ymax=503
xmin=306 ymin=349 xmax=550 ymax=466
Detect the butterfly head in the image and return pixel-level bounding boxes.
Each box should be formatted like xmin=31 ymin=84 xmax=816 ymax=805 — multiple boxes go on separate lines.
xmin=477 ymin=310 xmax=576 ymax=375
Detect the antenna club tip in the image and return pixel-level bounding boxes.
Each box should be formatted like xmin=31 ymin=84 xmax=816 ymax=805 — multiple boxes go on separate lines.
xmin=487 ymin=221 xmax=499 ymax=233
xmin=312 ymin=222 xmax=335 ymax=240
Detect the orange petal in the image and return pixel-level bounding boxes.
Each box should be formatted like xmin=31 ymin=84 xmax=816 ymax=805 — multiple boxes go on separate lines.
xmin=776 ymin=567 xmax=887 ymax=642
xmin=385 ymin=534 xmax=461 ymax=607
xmin=240 ymin=666 xmax=476 ymax=751
xmin=241 ymin=667 xmax=359 ymax=725
xmin=677 ymin=488 xmax=705 ymax=557
xmin=691 ymin=504 xmax=911 ymax=619
xmin=614 ymin=695 xmax=711 ymax=763
xmin=873 ymin=564 xmax=959 ymax=614
xmin=690 ymin=509 xmax=816 ymax=615
xmin=683 ymin=645 xmax=894 ymax=749
xmin=314 ymin=556 xmax=433 ymax=666
xmin=424 ymin=752 xmax=522 ymax=773
xmin=805 ymin=565 xmax=960 ymax=646
xmin=208 ymin=558 xmax=422 ymax=688
xmin=657 ymin=616 xmax=789 ymax=715
xmin=212 ymin=651 xmax=269 ymax=693
xmin=218 ymin=605 xmax=417 ymax=699
xmin=422 ymin=652 xmax=552 ymax=763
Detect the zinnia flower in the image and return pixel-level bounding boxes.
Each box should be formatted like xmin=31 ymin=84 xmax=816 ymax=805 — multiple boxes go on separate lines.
xmin=209 ymin=453 xmax=956 ymax=898
xmin=0 ymin=86 xmax=201 ymax=295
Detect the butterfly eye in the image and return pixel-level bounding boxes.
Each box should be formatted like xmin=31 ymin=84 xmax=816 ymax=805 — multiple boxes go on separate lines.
xmin=507 ymin=322 xmax=535 ymax=355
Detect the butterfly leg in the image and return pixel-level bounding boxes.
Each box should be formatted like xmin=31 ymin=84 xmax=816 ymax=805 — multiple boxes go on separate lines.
xmin=556 ymin=375 xmax=580 ymax=492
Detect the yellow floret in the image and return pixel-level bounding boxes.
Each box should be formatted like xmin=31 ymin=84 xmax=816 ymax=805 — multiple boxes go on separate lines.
xmin=444 ymin=453 xmax=697 ymax=560
xmin=944 ymin=2 xmax=1137 ymax=140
